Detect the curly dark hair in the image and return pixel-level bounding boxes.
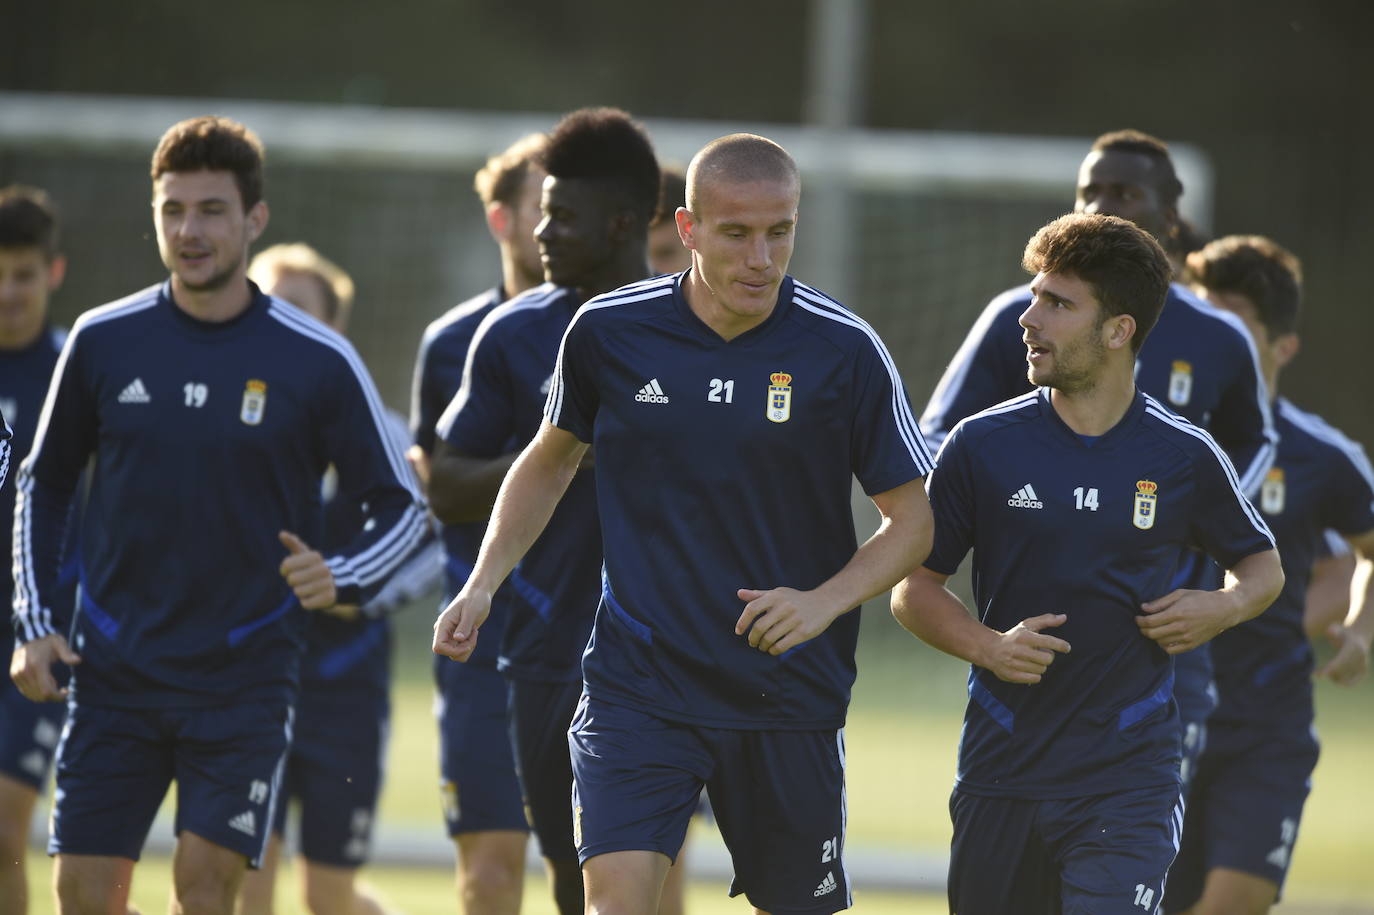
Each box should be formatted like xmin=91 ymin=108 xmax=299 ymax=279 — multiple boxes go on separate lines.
xmin=1185 ymin=235 xmax=1302 ymax=338
xmin=540 ymin=108 xmax=659 ymax=226
xmin=0 ymin=185 xmax=60 ymax=259
xmin=151 ymin=116 xmax=265 ymax=209
xmin=1023 ymin=212 xmax=1172 ymax=353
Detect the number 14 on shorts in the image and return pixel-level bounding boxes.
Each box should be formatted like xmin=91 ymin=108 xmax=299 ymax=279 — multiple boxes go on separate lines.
xmin=1133 ymin=883 xmax=1155 ymax=910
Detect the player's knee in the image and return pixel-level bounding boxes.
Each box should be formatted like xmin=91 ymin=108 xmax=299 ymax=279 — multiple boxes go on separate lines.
xmin=460 ymin=858 xmax=523 ymax=904
xmin=173 ymin=872 xmax=241 ymax=915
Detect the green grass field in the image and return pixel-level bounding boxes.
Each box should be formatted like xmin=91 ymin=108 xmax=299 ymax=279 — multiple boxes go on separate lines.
xmin=23 ymin=608 xmax=1374 ymax=913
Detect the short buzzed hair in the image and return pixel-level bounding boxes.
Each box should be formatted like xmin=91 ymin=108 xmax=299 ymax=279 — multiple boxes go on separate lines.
xmin=1091 ymin=129 xmax=1184 ymax=208
xmin=1185 ymin=235 xmax=1303 ymax=338
xmin=0 ymin=185 xmax=60 ymax=260
xmin=474 ymin=133 xmax=547 ymax=208
xmin=151 ymin=116 xmax=265 ymax=210
xmin=249 ymin=243 xmax=356 ymax=327
xmin=540 ymin=108 xmax=660 ymax=227
xmin=686 ymin=134 xmax=799 ymax=212
xmin=1023 ymin=213 xmax=1172 ymax=353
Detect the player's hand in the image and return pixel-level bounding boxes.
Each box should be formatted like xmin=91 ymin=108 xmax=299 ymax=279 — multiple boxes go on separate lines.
xmin=278 ymin=530 xmax=338 ymax=610
xmin=10 ymin=633 xmax=81 ymax=702
xmin=1136 ymin=588 xmax=1240 ymax=654
xmin=979 ymin=613 xmax=1071 ymax=684
xmin=735 ymin=587 xmax=840 ymax=656
xmin=1315 ymin=622 xmax=1371 ymax=686
xmin=433 ymin=589 xmax=491 ymax=662
xmin=406 ymin=445 xmax=431 ymax=490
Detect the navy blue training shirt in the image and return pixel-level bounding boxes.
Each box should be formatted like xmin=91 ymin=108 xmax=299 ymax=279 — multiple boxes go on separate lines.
xmin=1210 ymin=398 xmax=1374 ymax=730
xmin=12 ymin=281 xmax=429 ymax=708
xmin=925 ymin=389 xmax=1276 ymax=799
xmin=439 ymin=283 xmax=602 ymax=684
xmin=920 ymin=282 xmax=1277 ymax=495
xmin=547 ymin=272 xmax=933 ymax=729
xmin=411 ymin=286 xmax=510 ymax=668
xmin=3 ymin=326 xmax=78 ymax=662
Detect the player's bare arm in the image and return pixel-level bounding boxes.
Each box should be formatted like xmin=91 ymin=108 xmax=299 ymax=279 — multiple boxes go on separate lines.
xmin=892 ymin=568 xmax=1071 ymax=685
xmin=433 ymin=420 xmax=587 ymax=662
xmin=1136 ymin=547 xmax=1284 ymax=654
xmin=737 ymin=477 xmax=933 ymax=656
xmin=9 ymin=632 xmax=81 ymax=702
xmin=1303 ymin=550 xmax=1357 ymax=641
xmin=1315 ymin=527 xmax=1374 ymax=685
xmin=427 ymin=439 xmax=519 ymax=525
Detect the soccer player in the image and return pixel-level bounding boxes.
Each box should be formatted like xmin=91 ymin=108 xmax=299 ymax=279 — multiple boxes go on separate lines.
xmin=236 ymin=243 xmax=440 ymax=915
xmin=893 ymin=212 xmax=1283 ymax=915
xmin=648 ymin=166 xmax=691 ymax=275
xmin=410 ymin=131 xmax=547 ymax=914
xmin=919 ymin=129 xmax=1277 ymax=787
xmin=0 ymin=185 xmax=74 ymax=915
xmin=430 ymin=107 xmax=659 ymax=915
xmin=1164 ymin=236 xmax=1374 ymax=914
xmin=9 ymin=117 xmax=428 ymax=915
xmin=435 ymin=131 xmax=935 ymax=914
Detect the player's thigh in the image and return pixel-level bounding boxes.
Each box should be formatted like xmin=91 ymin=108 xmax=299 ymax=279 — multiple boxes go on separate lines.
xmin=54 ymin=853 xmax=137 ymax=911
xmin=1177 ymin=726 xmax=1315 ymax=908
xmin=292 ymin=696 xmax=388 ymax=868
xmin=0 ymin=680 xmax=65 ymax=794
xmin=1046 ymin=783 xmax=1183 ymax=915
xmin=948 ymin=789 xmax=1057 ymax=915
xmin=436 ymin=661 xmax=527 ymax=836
xmin=707 ymin=727 xmax=850 ymax=914
xmin=172 ymin=828 xmax=249 ymax=908
xmin=171 ymin=701 xmax=293 ymax=867
xmin=48 ymin=702 xmax=173 ymax=860
xmin=568 ymin=693 xmax=707 ymax=866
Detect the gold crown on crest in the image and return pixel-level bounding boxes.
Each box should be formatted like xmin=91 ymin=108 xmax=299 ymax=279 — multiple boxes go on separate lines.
xmin=1136 ymin=480 xmax=1158 ymax=495
xmin=770 ymin=372 xmax=792 ymax=386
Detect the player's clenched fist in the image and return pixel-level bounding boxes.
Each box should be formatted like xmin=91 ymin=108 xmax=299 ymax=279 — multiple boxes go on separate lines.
xmin=433 ymin=589 xmax=492 ymax=662
xmin=735 ymin=587 xmax=841 ymax=656
xmin=978 ymin=613 xmax=1072 ymax=684
xmin=278 ymin=530 xmax=337 ymax=610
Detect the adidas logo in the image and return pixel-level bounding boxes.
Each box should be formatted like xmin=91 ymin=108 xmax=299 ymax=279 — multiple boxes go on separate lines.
xmin=117 ymin=378 xmax=151 ymax=404
xmin=635 ymin=378 xmax=670 ymax=404
xmin=813 ymin=871 xmax=838 ymax=897
xmin=1266 ymin=844 xmax=1289 ymax=869
xmin=228 ymin=810 xmax=257 ymax=836
xmin=1007 ymin=484 xmax=1043 ymax=509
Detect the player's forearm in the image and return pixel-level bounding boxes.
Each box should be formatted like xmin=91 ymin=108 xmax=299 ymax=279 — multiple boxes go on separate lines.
xmin=11 ymin=469 xmax=77 ymax=643
xmin=891 ymin=573 xmax=994 ymax=666
xmin=1221 ymin=548 xmax=1285 ymax=625
xmin=1341 ymin=554 xmax=1374 ymax=646
xmin=427 ymin=443 xmax=519 ymax=524
xmin=813 ymin=480 xmax=933 ymax=615
xmin=1304 ymin=552 xmax=1357 ymax=640
xmin=465 ymin=431 xmax=585 ymax=597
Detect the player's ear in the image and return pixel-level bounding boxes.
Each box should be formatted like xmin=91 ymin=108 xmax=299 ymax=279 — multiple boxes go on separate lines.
xmin=675 ymin=207 xmax=697 ymax=250
xmin=246 ymin=200 xmax=269 ymax=243
xmin=486 ymin=202 xmax=512 ymax=243
xmin=1274 ymin=332 xmax=1300 ymax=369
xmin=1105 ymin=313 xmax=1136 ymax=351
xmin=47 ymin=253 xmax=68 ymax=292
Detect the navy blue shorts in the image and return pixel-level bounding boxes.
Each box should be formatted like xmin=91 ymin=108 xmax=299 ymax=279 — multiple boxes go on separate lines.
xmin=569 ymin=693 xmax=850 ymax=914
xmin=508 ymin=676 xmax=582 ymax=861
xmin=949 ymin=784 xmax=1183 ymax=915
xmin=49 ymin=700 xmax=292 ymax=866
xmin=1164 ymin=718 xmax=1317 ymax=910
xmin=434 ymin=657 xmax=527 ymax=836
xmin=271 ymin=689 xmax=387 ymax=868
xmin=0 ymin=678 xmax=66 ymax=790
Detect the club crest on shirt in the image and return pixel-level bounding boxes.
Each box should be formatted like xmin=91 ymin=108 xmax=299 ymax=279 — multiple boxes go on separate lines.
xmin=1260 ymin=467 xmax=1285 ymax=515
xmin=240 ymin=379 xmax=267 ymax=426
xmin=767 ymin=372 xmax=793 ymax=423
xmin=1133 ymin=479 xmax=1158 ymax=530
xmin=1167 ymin=360 xmax=1193 ymax=406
